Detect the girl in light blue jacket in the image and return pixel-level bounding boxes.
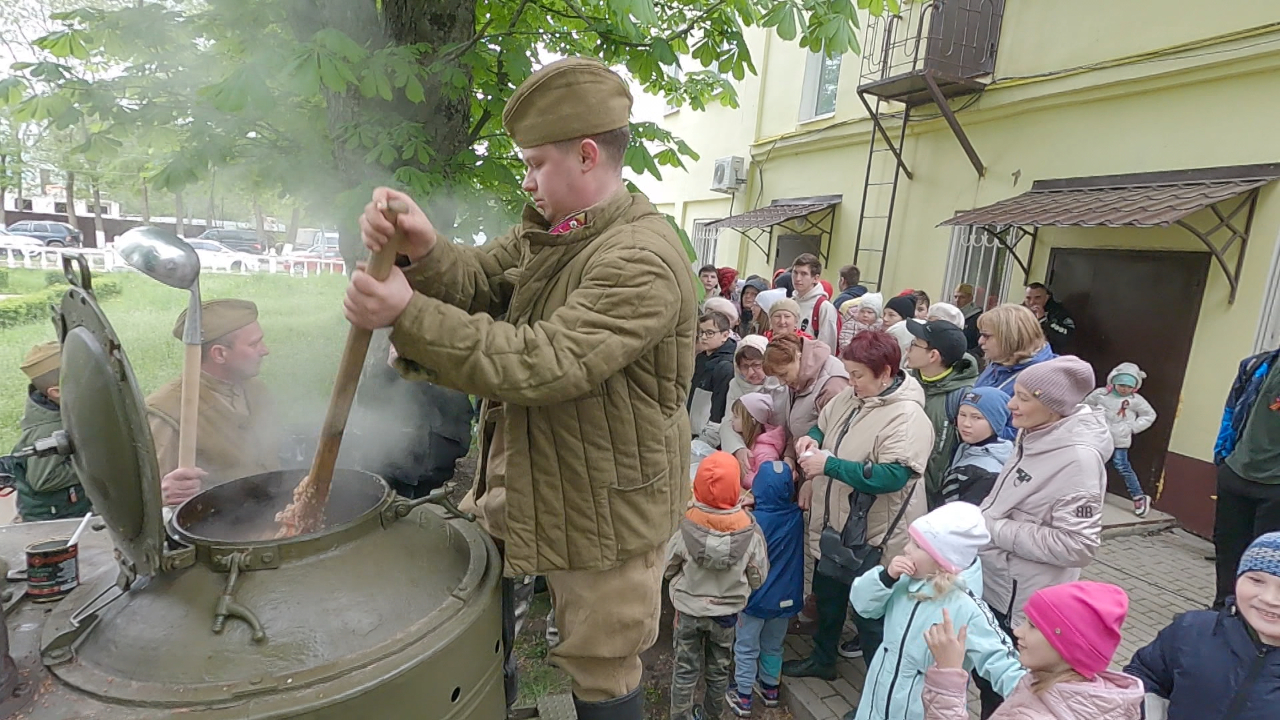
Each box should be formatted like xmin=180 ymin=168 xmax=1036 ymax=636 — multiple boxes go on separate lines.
xmin=849 ymin=502 xmax=1026 ymax=720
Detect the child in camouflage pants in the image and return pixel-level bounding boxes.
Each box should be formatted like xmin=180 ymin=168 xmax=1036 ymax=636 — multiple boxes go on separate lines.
xmin=664 ymin=452 xmax=769 ymax=719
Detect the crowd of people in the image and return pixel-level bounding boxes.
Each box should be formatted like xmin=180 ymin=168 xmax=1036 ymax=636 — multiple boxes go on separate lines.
xmin=675 ymin=255 xmax=1277 ymax=719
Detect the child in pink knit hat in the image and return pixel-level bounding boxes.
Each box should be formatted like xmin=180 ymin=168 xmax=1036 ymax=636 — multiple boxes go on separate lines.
xmin=923 ymin=581 xmax=1144 ymax=720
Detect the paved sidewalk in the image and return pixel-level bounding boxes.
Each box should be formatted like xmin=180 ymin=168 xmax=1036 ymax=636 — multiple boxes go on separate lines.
xmin=781 ymin=528 xmax=1216 ymax=720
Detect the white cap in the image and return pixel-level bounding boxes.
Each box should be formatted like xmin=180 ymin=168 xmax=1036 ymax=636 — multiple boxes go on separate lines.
xmin=908 ymin=502 xmax=991 ymax=573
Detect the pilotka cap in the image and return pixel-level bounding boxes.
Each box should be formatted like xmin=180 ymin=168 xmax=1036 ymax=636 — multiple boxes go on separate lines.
xmin=173 ymin=299 xmax=259 ymax=342
xmin=502 ymin=57 xmax=633 ymax=148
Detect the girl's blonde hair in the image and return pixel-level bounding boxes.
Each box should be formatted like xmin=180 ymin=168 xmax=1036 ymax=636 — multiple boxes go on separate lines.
xmin=1030 ymin=668 xmax=1088 ymax=695
xmin=977 ymin=304 xmax=1047 ymax=365
xmin=908 ymin=571 xmax=960 ymax=602
xmin=733 ymin=400 xmax=763 ymax=449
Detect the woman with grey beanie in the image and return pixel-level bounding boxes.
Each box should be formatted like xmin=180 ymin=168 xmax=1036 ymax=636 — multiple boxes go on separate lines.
xmin=972 ymin=355 xmax=1114 ymax=718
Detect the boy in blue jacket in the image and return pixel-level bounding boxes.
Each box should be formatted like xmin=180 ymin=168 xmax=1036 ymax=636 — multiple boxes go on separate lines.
xmin=727 ymin=461 xmax=804 ymax=717
xmin=1125 ymin=531 xmax=1280 ymax=720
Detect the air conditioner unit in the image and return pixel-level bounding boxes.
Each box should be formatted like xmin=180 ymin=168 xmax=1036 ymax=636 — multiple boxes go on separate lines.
xmin=710 ymin=156 xmax=746 ymax=194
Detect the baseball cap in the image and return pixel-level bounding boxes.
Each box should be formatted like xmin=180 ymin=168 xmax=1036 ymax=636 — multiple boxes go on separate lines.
xmin=907 ymin=320 xmax=967 ymax=367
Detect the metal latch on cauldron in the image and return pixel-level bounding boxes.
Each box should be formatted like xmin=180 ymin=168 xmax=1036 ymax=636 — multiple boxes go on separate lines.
xmin=212 ymin=552 xmax=266 ymax=643
xmin=384 ymin=486 xmax=476 ymax=526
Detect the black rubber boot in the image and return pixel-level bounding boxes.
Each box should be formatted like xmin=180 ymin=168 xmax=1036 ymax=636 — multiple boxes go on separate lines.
xmin=781 ymin=656 xmax=838 ymax=681
xmin=572 ymin=686 xmax=644 ymax=720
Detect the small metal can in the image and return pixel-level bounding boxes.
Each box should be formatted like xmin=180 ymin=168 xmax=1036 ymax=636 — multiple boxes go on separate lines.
xmin=25 ymin=537 xmax=79 ymax=602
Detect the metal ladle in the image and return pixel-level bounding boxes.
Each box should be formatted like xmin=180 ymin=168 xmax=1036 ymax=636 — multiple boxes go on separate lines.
xmin=116 ymin=227 xmax=203 ymax=470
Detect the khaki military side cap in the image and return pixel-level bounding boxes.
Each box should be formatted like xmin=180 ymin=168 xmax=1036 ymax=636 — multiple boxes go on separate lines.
xmin=21 ymin=341 xmax=60 ymax=380
xmin=173 ymin=299 xmax=259 ymax=342
xmin=502 ymin=57 xmax=633 ymax=148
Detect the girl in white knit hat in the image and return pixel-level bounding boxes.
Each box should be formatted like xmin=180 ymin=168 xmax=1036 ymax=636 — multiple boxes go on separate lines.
xmin=847 ymin=502 xmax=1026 ymax=720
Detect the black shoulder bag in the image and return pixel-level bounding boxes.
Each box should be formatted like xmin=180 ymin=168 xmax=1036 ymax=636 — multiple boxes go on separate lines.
xmin=815 ymin=405 xmax=918 ymax=585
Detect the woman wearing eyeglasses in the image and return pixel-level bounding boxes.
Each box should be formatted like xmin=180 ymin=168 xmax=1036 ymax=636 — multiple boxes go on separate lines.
xmin=973 ymin=304 xmax=1057 ymax=440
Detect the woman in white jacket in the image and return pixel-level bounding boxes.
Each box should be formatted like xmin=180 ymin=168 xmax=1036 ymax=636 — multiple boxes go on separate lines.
xmin=975 ymin=356 xmax=1114 ymax=719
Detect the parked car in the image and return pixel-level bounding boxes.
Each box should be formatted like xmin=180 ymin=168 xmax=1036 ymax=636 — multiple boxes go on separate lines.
xmin=0 ymin=228 xmax=44 ymax=246
xmin=4 ymin=220 xmax=83 ymax=248
xmin=187 ymin=239 xmax=259 ymax=273
xmin=196 ymin=228 xmax=270 ymax=254
xmin=282 ymin=244 xmax=345 ymax=275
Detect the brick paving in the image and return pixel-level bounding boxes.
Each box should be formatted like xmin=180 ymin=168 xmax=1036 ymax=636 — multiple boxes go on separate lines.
xmin=780 ymin=529 xmax=1216 ymax=720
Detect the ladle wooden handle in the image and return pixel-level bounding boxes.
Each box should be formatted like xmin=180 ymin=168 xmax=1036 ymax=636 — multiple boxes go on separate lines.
xmin=177 ymin=344 xmax=201 ymax=469
xmin=302 ymin=201 xmax=408 ymax=509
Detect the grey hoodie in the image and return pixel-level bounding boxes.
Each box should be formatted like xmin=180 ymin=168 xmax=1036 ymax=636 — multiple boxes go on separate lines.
xmin=1084 ymin=362 xmax=1156 ymax=450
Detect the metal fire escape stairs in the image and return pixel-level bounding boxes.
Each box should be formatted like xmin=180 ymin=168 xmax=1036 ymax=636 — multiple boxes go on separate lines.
xmin=851 ymin=0 xmax=1005 ymax=292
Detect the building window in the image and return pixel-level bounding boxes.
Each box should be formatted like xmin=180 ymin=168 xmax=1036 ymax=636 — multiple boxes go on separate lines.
xmin=692 ymin=219 xmax=718 ymax=268
xmin=1256 ymin=238 xmax=1280 ymax=353
xmin=54 ymin=202 xmax=67 ymax=214
xmin=942 ymin=225 xmax=1014 ymax=312
xmin=800 ymin=50 xmax=842 ymax=121
xmin=664 ymin=65 xmax=684 ymax=114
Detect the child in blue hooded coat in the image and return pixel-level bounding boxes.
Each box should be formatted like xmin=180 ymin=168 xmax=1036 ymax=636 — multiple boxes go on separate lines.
xmin=849 ymin=502 xmax=1026 ymax=720
xmin=727 ymin=460 xmax=805 ymax=717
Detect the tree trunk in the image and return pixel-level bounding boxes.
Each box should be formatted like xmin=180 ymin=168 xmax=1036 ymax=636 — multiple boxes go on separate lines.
xmin=141 ymin=178 xmax=150 ymax=222
xmin=0 ymin=153 xmax=7 ymax=227
xmin=89 ymin=179 xmax=105 ymax=249
xmin=14 ymin=144 xmax=22 ymax=203
xmin=286 ymin=204 xmax=301 ymax=252
xmin=175 ymin=191 xmax=185 ymax=237
xmin=253 ymin=199 xmax=267 ymax=247
xmin=64 ymin=170 xmax=78 ymax=229
xmin=206 ymin=172 xmax=216 ymax=231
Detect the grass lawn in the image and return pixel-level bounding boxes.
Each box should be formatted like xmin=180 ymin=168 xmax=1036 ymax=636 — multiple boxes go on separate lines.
xmin=1 ymin=268 xmax=350 ymax=451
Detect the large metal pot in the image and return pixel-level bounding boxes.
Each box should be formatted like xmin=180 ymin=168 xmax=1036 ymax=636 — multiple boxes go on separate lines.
xmin=0 ymin=255 xmax=504 ymax=719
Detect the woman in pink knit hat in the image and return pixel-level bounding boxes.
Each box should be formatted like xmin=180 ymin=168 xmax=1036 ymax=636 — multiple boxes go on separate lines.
xmin=923 ymin=581 xmax=1144 ymax=719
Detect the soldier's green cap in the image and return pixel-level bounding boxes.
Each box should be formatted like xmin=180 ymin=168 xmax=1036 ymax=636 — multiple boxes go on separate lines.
xmin=21 ymin=341 xmax=60 ymax=380
xmin=502 ymin=57 xmax=633 ymax=149
xmin=173 ymin=299 xmax=259 ymax=342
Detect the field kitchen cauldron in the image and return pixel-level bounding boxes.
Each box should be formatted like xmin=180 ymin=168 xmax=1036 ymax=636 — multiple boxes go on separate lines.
xmin=0 ymin=256 xmax=505 ymax=719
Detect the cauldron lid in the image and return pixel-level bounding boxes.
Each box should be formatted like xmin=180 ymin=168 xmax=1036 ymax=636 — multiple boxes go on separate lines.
xmin=57 ymin=283 xmax=165 ymax=580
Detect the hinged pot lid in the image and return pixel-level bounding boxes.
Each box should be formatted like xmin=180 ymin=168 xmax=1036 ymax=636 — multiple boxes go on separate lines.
xmin=57 ymin=284 xmax=166 ymax=580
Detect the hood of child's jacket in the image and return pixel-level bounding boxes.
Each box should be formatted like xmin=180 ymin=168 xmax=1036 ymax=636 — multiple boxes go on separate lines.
xmin=906 ymin=555 xmax=985 ymax=598
xmin=752 ymin=461 xmax=794 ymax=511
xmin=1107 ymin=362 xmax=1146 ymax=390
xmin=680 ymin=517 xmax=760 ymax=570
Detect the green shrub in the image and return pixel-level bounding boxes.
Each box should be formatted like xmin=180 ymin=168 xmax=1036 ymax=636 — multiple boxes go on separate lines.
xmin=0 ymin=269 xmax=8 ymax=292
xmin=0 ymin=281 xmax=124 ymax=330
xmin=45 ymin=270 xmax=66 ymax=287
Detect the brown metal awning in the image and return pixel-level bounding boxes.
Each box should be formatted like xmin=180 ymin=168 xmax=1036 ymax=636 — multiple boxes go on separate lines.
xmin=706 ymin=196 xmax=840 ymax=231
xmin=940 ymin=164 xmax=1280 ymax=302
xmin=706 ymin=195 xmax=841 ymax=266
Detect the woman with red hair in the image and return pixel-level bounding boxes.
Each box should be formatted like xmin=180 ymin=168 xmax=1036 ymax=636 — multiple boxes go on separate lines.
xmin=782 ymin=330 xmax=934 ymax=681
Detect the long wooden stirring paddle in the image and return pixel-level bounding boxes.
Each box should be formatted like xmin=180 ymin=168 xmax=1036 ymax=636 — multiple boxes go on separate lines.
xmin=276 ymin=200 xmax=407 ymax=537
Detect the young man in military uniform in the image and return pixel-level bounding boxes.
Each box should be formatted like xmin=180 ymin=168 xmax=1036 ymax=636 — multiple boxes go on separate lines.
xmin=10 ymin=341 xmax=92 ymax=522
xmin=147 ymin=299 xmax=279 ymax=505
xmin=343 ymin=57 xmax=697 ymax=719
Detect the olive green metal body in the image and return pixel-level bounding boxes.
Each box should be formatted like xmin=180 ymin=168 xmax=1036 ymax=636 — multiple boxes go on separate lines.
xmin=0 ymin=257 xmax=505 ymax=719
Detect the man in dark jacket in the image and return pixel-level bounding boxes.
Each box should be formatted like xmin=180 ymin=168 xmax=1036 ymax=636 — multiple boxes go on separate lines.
xmin=833 ymin=264 xmax=868 ymax=311
xmin=905 ymin=321 xmax=979 ymax=508
xmin=1125 ymin=531 xmax=1280 ymax=720
xmin=1211 ymin=346 xmax=1280 ymax=607
xmin=1024 ymin=282 xmax=1075 ymax=354
xmin=689 ymin=312 xmax=737 ymax=445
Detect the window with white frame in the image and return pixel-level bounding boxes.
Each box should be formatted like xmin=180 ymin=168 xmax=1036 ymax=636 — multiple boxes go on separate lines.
xmin=1256 ymin=231 xmax=1280 ymax=352
xmin=692 ymin=219 xmax=718 ymax=268
xmin=799 ymin=49 xmax=842 ymax=121
xmin=942 ymin=225 xmax=1015 ymax=312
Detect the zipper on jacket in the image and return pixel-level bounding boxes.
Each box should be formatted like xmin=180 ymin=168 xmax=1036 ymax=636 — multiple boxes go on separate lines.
xmin=884 ymin=601 xmax=923 ymax=719
xmin=1220 ymin=646 xmax=1269 ymax=720
xmin=1004 ymin=579 xmax=1019 ymax=625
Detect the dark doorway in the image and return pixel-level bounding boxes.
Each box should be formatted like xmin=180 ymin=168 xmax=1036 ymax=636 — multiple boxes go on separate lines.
xmin=774 ymin=234 xmax=821 ymax=272
xmin=1046 ymin=248 xmax=1210 ymax=503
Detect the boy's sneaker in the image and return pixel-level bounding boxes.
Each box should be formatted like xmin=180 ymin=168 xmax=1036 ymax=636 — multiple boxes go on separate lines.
xmin=1134 ymin=495 xmax=1151 ymax=518
xmin=754 ymin=681 xmax=780 ymax=708
xmin=838 ymin=637 xmax=863 ymax=658
xmin=726 ymin=689 xmax=753 ymax=717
